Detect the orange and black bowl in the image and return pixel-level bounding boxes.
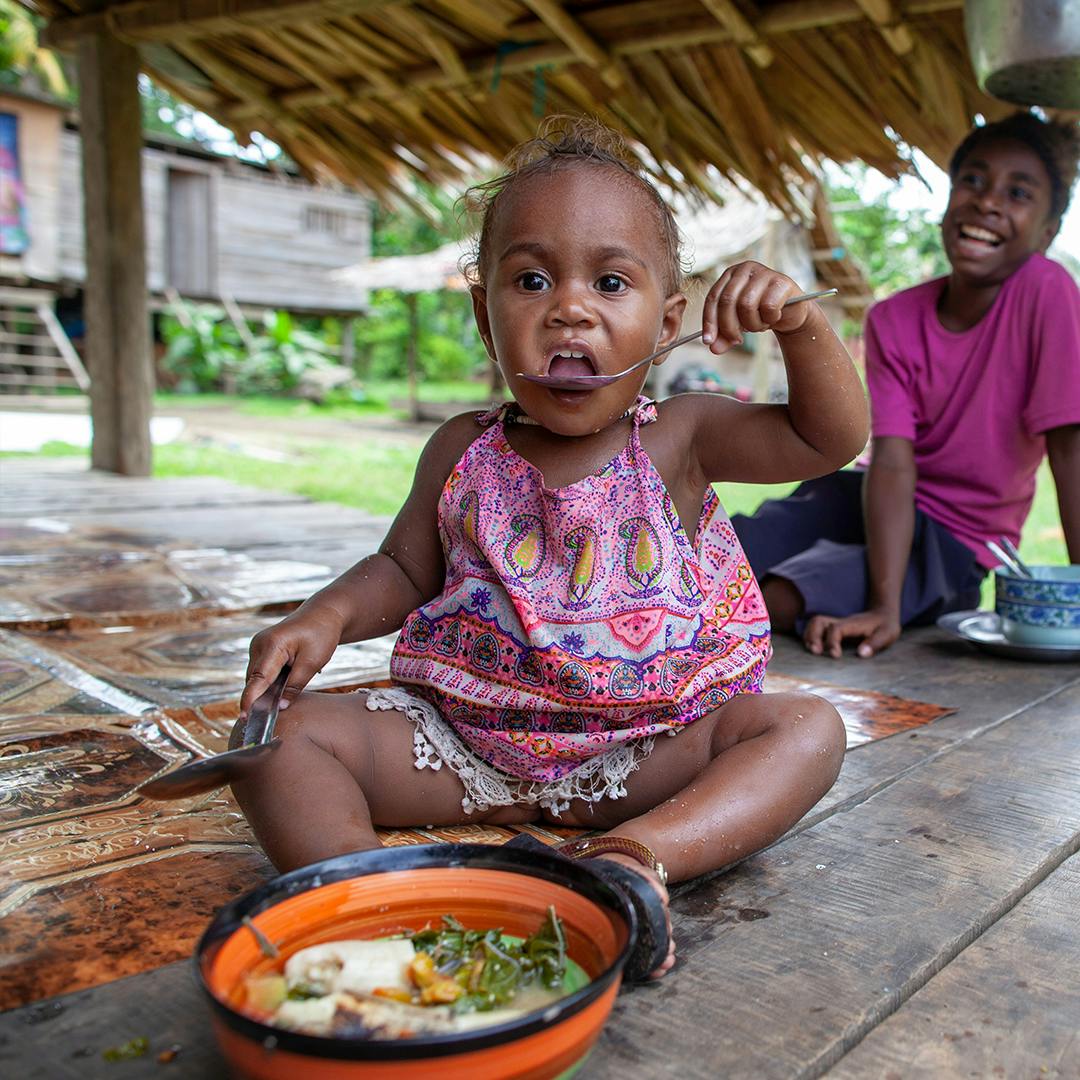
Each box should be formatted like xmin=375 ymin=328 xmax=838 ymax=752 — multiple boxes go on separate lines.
xmin=196 ymin=843 xmax=636 ymax=1080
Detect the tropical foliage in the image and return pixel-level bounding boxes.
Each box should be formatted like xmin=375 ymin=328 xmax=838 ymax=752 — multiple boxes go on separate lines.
xmin=160 ymin=304 xmax=345 ymax=395
xmin=0 ymin=0 xmax=67 ymax=96
xmin=827 ymin=164 xmax=949 ymax=296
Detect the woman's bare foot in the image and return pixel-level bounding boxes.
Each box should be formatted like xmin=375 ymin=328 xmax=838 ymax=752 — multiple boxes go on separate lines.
xmin=595 ymin=852 xmax=674 ymax=978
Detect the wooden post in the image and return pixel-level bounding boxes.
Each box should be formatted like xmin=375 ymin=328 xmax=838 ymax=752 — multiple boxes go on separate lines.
xmin=78 ymin=32 xmax=153 ymax=475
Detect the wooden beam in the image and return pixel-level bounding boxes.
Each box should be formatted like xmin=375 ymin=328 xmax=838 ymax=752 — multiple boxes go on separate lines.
xmin=521 ymin=0 xmax=623 ymax=89
xmin=77 ymin=32 xmax=153 ymax=476
xmin=853 ymin=0 xmax=916 ymax=54
xmin=44 ymin=0 xmax=400 ymax=47
xmin=699 ymin=0 xmax=774 ymax=67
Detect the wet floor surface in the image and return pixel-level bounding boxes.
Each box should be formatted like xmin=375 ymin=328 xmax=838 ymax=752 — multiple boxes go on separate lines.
xmin=0 ymin=460 xmax=951 ymax=1010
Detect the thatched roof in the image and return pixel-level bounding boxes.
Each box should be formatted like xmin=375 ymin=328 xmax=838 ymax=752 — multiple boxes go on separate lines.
xmin=39 ymin=0 xmax=1019 ymax=213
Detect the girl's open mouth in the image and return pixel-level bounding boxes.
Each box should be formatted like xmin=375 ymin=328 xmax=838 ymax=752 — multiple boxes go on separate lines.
xmin=546 ymin=349 xmax=597 ymax=379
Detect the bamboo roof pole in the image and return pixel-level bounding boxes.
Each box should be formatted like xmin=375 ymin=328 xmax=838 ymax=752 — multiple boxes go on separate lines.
xmin=425 ymin=0 xmax=511 ymax=42
xmin=547 ymin=69 xmax=624 ymax=130
xmin=658 ymin=52 xmax=757 ymax=187
xmin=826 ymin=25 xmax=963 ymax=161
xmin=686 ymin=47 xmax=789 ymax=205
xmin=699 ymin=0 xmax=774 ymax=68
xmin=421 ymin=92 xmax=506 ymax=160
xmin=265 ymin=21 xmax=347 ymax=69
xmin=177 ymin=38 xmax=299 ymax=125
xmin=774 ymin=33 xmax=908 ymax=159
xmin=760 ymin=43 xmax=892 ymax=172
xmin=292 ymin=117 xmax=402 ymax=198
xmin=356 ymin=98 xmax=464 ymax=170
xmin=520 ymin=0 xmax=623 ymax=89
xmin=248 ymin=28 xmax=348 ymax=101
xmin=486 ymin=79 xmax=547 ymax=143
xmin=853 ymin=0 xmax=916 ymax=54
xmin=314 ymin=19 xmax=404 ymax=79
xmin=328 ymin=103 xmax=461 ymax=185
xmin=340 ymin=12 xmax=415 ymax=65
xmin=378 ymin=5 xmax=469 ymax=84
xmin=632 ymin=52 xmax=765 ymax=188
xmin=906 ymin=41 xmax=970 ymax=161
xmin=210 ymin=38 xmax=306 ymax=86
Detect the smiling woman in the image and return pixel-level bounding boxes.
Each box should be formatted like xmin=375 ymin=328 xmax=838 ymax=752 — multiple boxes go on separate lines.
xmin=731 ymin=111 xmax=1080 ymax=661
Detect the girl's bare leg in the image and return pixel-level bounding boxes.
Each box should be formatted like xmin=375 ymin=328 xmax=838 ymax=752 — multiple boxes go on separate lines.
xmin=228 ymin=691 xmax=537 ymax=872
xmin=555 ymin=690 xmax=845 ymax=882
xmin=549 ymin=691 xmax=844 ymax=975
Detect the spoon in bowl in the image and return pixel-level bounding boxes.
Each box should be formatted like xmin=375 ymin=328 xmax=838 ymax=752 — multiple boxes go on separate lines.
xmin=518 ymin=288 xmax=838 ymax=390
xmin=136 ymin=664 xmax=291 ymax=800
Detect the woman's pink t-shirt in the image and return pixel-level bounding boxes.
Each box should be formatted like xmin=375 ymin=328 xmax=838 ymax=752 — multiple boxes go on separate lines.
xmin=865 ymin=253 xmax=1080 ymax=569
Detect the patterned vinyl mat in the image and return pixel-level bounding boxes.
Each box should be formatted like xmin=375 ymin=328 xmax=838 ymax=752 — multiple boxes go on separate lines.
xmin=0 ymin=524 xmax=952 ymax=1009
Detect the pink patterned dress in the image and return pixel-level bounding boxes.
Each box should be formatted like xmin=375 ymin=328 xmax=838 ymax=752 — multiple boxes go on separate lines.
xmin=382 ymin=398 xmax=771 ymax=810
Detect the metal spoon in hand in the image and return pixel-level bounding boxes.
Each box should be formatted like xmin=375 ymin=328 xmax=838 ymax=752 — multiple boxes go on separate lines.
xmin=517 ymin=288 xmax=839 ymax=390
xmin=136 ymin=664 xmax=291 ymax=800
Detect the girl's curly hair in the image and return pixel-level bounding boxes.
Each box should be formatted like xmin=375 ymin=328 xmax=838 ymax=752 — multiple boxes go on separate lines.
xmin=949 ymin=112 xmax=1080 ymax=221
xmin=460 ymin=115 xmax=686 ymax=293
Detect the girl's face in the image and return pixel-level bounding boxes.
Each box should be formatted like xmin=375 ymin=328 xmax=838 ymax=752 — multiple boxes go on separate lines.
xmin=942 ymin=137 xmax=1058 ymax=288
xmin=471 ymin=165 xmax=685 ymax=436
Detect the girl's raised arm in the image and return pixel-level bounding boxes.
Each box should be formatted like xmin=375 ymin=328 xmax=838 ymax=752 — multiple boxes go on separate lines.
xmin=240 ymin=414 xmax=480 ymax=715
xmin=690 ymin=261 xmax=869 ymax=485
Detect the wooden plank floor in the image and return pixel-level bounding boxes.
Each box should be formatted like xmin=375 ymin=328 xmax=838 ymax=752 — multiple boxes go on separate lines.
xmin=1 ymin=459 xmax=1077 ymax=1078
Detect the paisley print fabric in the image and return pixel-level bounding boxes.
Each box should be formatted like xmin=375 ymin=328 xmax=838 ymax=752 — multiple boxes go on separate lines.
xmin=391 ymin=398 xmax=772 ymax=783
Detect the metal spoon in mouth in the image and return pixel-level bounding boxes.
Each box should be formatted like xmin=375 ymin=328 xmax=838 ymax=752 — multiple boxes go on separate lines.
xmin=136 ymin=664 xmax=291 ymax=800
xmin=518 ymin=288 xmax=839 ymax=390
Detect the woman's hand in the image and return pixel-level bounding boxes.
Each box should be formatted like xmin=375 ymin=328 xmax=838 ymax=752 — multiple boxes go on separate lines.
xmin=802 ymin=608 xmax=902 ymax=659
xmin=702 ymin=261 xmax=810 ymax=354
xmin=240 ymin=604 xmax=347 ymax=717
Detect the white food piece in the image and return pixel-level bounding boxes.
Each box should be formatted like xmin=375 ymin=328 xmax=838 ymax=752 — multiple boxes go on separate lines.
xmin=274 ymin=994 xmax=343 ymax=1033
xmin=284 ymin=939 xmax=416 ymax=997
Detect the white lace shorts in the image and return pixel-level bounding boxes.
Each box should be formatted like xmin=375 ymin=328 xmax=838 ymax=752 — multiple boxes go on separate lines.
xmin=361 ymin=686 xmax=660 ymax=817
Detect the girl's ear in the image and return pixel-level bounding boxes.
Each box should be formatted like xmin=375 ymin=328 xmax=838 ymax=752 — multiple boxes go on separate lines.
xmin=653 ymin=292 xmax=688 ymax=365
xmin=470 ymin=286 xmax=497 ymax=362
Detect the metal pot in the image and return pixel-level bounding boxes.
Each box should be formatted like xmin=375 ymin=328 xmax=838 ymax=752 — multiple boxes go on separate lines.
xmin=965 ymin=0 xmax=1080 ymax=107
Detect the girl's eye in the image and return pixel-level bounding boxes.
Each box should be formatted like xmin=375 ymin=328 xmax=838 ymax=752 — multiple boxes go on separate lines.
xmin=596 ymin=274 xmax=626 ymax=293
xmin=959 ymin=171 xmax=984 ymax=190
xmin=517 ymin=272 xmax=549 ymax=291
xmin=1009 ymin=186 xmax=1032 ymax=202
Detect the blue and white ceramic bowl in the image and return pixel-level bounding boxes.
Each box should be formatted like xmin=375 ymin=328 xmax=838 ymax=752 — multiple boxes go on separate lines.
xmin=995 ymin=565 xmax=1080 ymax=646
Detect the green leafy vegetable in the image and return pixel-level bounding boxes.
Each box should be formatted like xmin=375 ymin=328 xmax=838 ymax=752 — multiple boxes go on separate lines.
xmin=410 ymin=907 xmax=568 ymax=1014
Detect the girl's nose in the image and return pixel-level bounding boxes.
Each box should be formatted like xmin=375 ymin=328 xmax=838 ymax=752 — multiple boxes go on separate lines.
xmin=546 ymin=283 xmax=597 ymax=327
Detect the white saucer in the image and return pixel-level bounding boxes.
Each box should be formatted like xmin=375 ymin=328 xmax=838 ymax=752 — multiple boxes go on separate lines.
xmin=937 ymin=610 xmax=1080 ymax=663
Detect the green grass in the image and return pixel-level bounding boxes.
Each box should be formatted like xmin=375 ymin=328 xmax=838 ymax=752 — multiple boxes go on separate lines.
xmin=154 ymin=379 xmax=502 ymax=421
xmin=153 ymin=440 xmax=421 ymax=516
